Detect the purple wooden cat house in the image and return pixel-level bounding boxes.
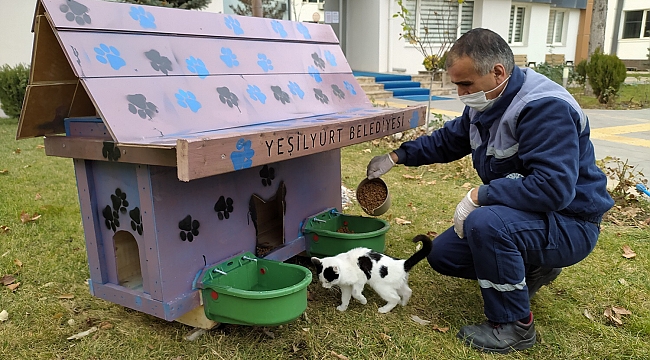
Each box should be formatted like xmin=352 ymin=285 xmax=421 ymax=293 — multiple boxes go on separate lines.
xmin=17 ymin=0 xmax=426 ymax=328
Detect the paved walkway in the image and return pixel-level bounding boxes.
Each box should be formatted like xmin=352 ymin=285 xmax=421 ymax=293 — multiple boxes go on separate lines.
xmin=385 ymin=95 xmax=650 ymax=182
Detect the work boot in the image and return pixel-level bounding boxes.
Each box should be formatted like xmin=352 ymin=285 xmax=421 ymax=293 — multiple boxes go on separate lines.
xmin=457 ymin=315 xmax=536 ymax=354
xmin=527 ymin=267 xmax=562 ymax=298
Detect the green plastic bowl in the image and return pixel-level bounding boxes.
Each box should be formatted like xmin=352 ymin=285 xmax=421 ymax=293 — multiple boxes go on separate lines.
xmin=201 ymin=252 xmax=312 ymax=326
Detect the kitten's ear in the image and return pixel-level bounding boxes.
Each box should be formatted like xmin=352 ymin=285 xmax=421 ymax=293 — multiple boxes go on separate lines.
xmin=311 ymin=257 xmax=321 ymax=266
xmin=332 ymin=265 xmax=339 ymax=273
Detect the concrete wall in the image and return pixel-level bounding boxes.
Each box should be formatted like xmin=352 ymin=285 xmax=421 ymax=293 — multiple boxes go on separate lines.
xmin=345 ymin=0 xmax=383 ymax=72
xmin=604 ymin=0 xmax=650 ymax=62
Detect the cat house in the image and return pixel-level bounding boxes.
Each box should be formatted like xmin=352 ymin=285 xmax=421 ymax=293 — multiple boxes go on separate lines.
xmin=17 ymin=0 xmax=426 ymax=328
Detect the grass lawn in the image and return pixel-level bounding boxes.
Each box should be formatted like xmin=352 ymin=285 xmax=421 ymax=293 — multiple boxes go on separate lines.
xmin=1 ymin=117 xmax=649 ymax=359
xmin=570 ymin=82 xmax=650 ymax=110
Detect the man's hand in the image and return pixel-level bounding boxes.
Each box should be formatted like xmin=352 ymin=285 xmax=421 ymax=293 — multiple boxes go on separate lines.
xmin=453 ymin=189 xmax=480 ymax=238
xmin=366 ymin=153 xmax=396 ymax=179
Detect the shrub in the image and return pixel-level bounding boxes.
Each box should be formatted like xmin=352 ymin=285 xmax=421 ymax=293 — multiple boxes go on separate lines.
xmin=0 ymin=63 xmax=30 ymax=119
xmin=586 ymin=49 xmax=627 ymax=104
xmin=572 ymin=59 xmax=588 ymax=86
xmin=534 ymin=62 xmax=564 ymax=85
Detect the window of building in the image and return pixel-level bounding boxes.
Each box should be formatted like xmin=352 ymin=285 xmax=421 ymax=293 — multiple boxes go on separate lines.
xmin=402 ymin=0 xmax=474 ymax=45
xmin=508 ymin=5 xmax=527 ymax=45
xmin=546 ymin=10 xmax=565 ymax=45
xmin=622 ymin=9 xmax=650 ymax=39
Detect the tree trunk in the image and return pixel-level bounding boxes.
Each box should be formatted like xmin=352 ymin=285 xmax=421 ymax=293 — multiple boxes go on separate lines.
xmin=585 ymin=0 xmax=608 ymax=96
xmin=252 ymin=0 xmax=263 ymax=17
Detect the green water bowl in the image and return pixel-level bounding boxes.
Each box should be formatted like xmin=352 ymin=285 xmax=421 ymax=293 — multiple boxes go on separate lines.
xmin=303 ymin=209 xmax=390 ymax=258
xmin=201 ymin=252 xmax=312 ymax=326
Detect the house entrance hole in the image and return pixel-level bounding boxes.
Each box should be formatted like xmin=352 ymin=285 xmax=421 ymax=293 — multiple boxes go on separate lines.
xmin=249 ymin=181 xmax=286 ymax=257
xmin=114 ymin=230 xmax=143 ymax=290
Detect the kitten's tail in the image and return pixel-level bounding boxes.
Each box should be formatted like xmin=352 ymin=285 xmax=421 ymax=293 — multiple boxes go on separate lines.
xmin=403 ymin=234 xmax=433 ymax=272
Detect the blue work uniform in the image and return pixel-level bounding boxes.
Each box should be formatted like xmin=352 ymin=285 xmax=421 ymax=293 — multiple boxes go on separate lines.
xmin=392 ymin=66 xmax=614 ymax=323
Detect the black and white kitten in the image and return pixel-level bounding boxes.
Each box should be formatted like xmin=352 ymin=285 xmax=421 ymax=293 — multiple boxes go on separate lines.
xmin=311 ymin=234 xmax=432 ymax=313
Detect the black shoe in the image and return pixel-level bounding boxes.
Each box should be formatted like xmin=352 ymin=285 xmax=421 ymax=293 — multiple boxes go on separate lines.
xmin=457 ymin=317 xmax=536 ymax=354
xmin=527 ymin=267 xmax=562 ymax=298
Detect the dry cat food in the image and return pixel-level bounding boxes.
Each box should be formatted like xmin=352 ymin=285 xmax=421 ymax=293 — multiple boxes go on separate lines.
xmin=336 ymin=222 xmax=354 ymax=233
xmin=357 ymin=179 xmax=388 ymax=211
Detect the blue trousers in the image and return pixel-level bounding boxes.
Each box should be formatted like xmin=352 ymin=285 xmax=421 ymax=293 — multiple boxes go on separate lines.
xmin=427 ymin=205 xmax=600 ymax=323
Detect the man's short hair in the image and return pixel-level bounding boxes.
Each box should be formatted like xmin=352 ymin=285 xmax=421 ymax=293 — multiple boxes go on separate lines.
xmin=445 ymin=28 xmax=515 ymax=76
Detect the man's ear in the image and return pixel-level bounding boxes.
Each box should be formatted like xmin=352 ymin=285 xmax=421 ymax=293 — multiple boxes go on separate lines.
xmin=493 ymin=63 xmax=507 ymax=82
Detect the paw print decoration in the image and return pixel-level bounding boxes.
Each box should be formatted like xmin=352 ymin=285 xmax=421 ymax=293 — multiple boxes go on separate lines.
xmin=101 ymin=188 xmax=129 ymax=232
xmin=127 ymin=94 xmax=158 ymax=120
xmin=59 ymin=0 xmax=91 ymax=25
xmin=214 ymin=196 xmax=234 ymax=220
xmin=259 ymin=165 xmax=275 ymax=187
xmin=178 ymin=215 xmax=200 ymax=242
xmin=129 ymin=207 xmax=143 ymax=236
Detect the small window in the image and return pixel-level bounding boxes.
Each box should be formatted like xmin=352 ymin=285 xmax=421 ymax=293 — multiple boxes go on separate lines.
xmin=546 ymin=10 xmax=565 ymax=45
xmin=508 ymin=6 xmax=526 ymax=44
xmin=622 ymin=10 xmax=644 ymax=39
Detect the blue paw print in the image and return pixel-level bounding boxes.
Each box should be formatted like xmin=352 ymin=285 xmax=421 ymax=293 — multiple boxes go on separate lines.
xmin=343 ymin=81 xmax=357 ymax=95
xmin=225 ymin=16 xmax=244 ymax=35
xmin=308 ymin=66 xmax=322 ymax=83
xmin=94 ymin=44 xmax=126 ymax=70
xmin=271 ymin=20 xmax=288 ymax=38
xmin=129 ymin=6 xmax=156 ymax=29
xmin=257 ymin=54 xmax=274 ymax=72
xmin=230 ymin=138 xmax=254 ymax=170
xmin=325 ymin=50 xmax=337 ymax=66
xmin=288 ymin=81 xmax=305 ymax=99
xmin=246 ymin=85 xmax=267 ymax=104
xmin=296 ymin=23 xmax=311 ymax=39
xmin=220 ymin=47 xmax=239 ymax=68
xmin=410 ymin=110 xmax=419 ymax=128
xmin=175 ymin=89 xmax=202 ymax=113
xmin=186 ymin=56 xmax=209 ymax=79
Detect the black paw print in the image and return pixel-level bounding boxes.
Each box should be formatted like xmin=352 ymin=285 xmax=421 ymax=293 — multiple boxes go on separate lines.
xmin=111 ymin=188 xmax=129 ymax=215
xmin=312 ymin=52 xmax=325 ymax=70
xmin=59 ymin=0 xmax=91 ymax=25
xmin=145 ymin=49 xmax=173 ymax=75
xmin=102 ymin=189 xmax=128 ymax=232
xmin=214 ymin=196 xmax=234 ymax=220
xmin=314 ymin=88 xmax=329 ymax=104
xmin=178 ymin=215 xmax=200 ymax=242
xmin=332 ymin=84 xmax=345 ymax=100
xmin=127 ymin=94 xmax=158 ymax=119
xmin=102 ymin=205 xmax=118 ymax=232
xmin=102 ymin=142 xmax=121 ymax=162
xmin=129 ymin=207 xmax=143 ymax=236
xmin=259 ymin=165 xmax=275 ymax=187
xmin=216 ymin=87 xmax=240 ymax=111
xmin=271 ymin=85 xmax=290 ymax=104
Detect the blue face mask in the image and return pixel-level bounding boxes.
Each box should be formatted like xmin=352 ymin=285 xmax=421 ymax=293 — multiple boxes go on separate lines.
xmin=459 ymin=75 xmax=511 ymax=112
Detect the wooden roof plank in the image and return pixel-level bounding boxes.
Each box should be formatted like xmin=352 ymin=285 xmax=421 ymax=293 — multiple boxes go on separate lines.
xmin=41 ymin=0 xmax=338 ymax=43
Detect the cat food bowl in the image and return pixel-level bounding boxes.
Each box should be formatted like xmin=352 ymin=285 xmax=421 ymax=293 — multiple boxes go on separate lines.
xmin=198 ymin=252 xmax=312 ymax=326
xmin=356 ymin=177 xmax=391 ymax=216
xmin=303 ymin=208 xmax=389 ymax=257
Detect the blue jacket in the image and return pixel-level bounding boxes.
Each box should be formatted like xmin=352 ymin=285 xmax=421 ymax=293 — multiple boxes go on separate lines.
xmin=393 ymin=66 xmax=614 ymax=222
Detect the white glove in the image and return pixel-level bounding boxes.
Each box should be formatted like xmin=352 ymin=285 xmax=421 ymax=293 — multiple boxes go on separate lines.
xmin=366 ymin=154 xmax=395 ymax=180
xmin=453 ymin=189 xmax=480 ymax=238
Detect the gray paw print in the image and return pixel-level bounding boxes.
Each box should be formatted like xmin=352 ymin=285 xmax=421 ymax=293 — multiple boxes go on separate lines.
xmin=216 ymin=87 xmax=240 ymax=111
xmin=271 ymin=85 xmax=290 ymax=104
xmin=312 ymin=52 xmax=325 ymax=70
xmin=127 ymin=94 xmax=158 ymax=119
xmin=60 ymin=0 xmax=91 ymax=25
xmin=314 ymin=88 xmax=329 ymax=104
xmin=145 ymin=49 xmax=173 ymax=75
xmin=332 ymin=84 xmax=345 ymax=99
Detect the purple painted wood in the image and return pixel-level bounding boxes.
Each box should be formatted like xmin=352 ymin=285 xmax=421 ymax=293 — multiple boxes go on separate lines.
xmin=82 ymin=73 xmax=369 ymax=144
xmin=59 ymin=31 xmax=349 ymax=78
xmin=43 ymin=0 xmax=338 ymax=43
xmin=136 ymin=164 xmax=163 ymax=300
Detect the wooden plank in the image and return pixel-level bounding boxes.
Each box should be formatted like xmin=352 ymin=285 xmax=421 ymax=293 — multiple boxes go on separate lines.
xmin=44 ymin=136 xmax=177 ymax=166
xmin=30 ymin=15 xmax=77 ymax=83
xmin=135 ymin=165 xmax=163 ymax=300
xmin=176 ymin=105 xmax=427 ymax=181
xmin=81 ymin=73 xmax=371 ymax=145
xmin=56 ymin=31 xmax=350 ymax=78
xmin=41 ymin=0 xmax=338 ymax=44
xmin=69 ymin=81 xmax=99 ymax=118
xmin=16 ymin=83 xmax=77 ymax=139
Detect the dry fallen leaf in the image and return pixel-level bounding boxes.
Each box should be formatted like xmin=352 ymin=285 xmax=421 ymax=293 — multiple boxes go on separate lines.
xmin=13 ymin=259 xmax=22 ymax=267
xmin=0 ymin=169 xmax=8 ymax=175
xmin=583 ymin=309 xmax=594 ymax=320
xmin=36 ymin=144 xmax=45 ymax=149
xmin=426 ymin=231 xmax=439 ymax=238
xmin=461 ymin=182 xmax=473 ymax=190
xmin=330 ymin=350 xmax=349 ymax=360
xmin=362 ymin=148 xmax=371 ymax=153
xmin=7 ymin=283 xmax=20 ymax=291
xmin=34 ymin=193 xmax=42 ymax=201
xmin=618 ymin=278 xmax=629 ymax=286
xmin=622 ymin=245 xmax=636 ymax=259
xmin=411 ymin=315 xmax=430 ymax=325
xmin=0 ymin=310 xmax=8 ymax=322
xmin=1 ymin=275 xmax=15 ymax=286
xmin=1 ymin=225 xmax=10 ymax=234
xmin=67 ymin=327 xmax=98 ymax=340
xmin=395 ymin=217 xmax=411 ymax=225
xmin=380 ymin=333 xmax=391 ymax=341
xmin=612 ymin=306 xmax=632 ymax=316
xmin=58 ymin=294 xmax=75 ymax=300
xmin=262 ymin=328 xmax=275 ymax=339
xmin=13 ymin=148 xmax=21 ymax=154
xmin=19 ymin=211 xmax=41 ymax=224
xmin=432 ymin=325 xmax=450 ymax=333
xmin=99 ymin=322 xmax=114 ymax=330
xmin=604 ymin=307 xmax=623 ymax=326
